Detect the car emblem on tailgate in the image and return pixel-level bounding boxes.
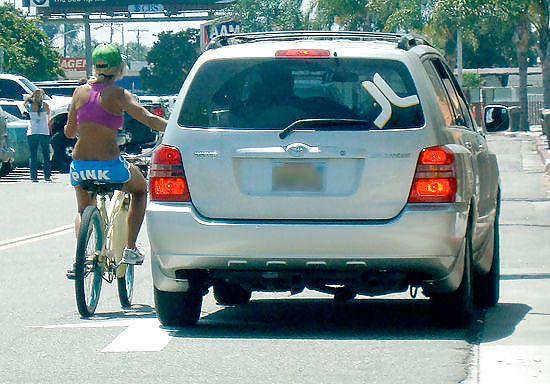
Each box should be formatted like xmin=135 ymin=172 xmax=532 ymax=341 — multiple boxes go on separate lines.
xmin=285 ymin=143 xmax=314 ymax=157
xmin=194 ymin=151 xmax=219 ymax=158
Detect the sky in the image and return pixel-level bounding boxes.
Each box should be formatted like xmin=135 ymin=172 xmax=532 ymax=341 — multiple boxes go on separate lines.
xmin=9 ymin=0 xmax=206 ymax=47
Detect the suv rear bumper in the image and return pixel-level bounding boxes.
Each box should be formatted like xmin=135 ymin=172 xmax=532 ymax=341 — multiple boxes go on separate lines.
xmin=146 ymin=202 xmax=469 ymax=294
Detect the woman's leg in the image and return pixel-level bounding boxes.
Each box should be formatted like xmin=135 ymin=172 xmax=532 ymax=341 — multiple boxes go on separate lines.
xmin=27 ymin=135 xmax=39 ymax=181
xmin=122 ymin=164 xmax=147 ymax=249
xmin=74 ymin=186 xmax=95 ymax=237
xmin=67 ymin=186 xmax=95 ymax=276
xmin=38 ymin=135 xmax=52 ymax=180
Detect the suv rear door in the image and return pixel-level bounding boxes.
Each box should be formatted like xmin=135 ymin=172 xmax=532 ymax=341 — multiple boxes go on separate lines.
xmin=174 ymin=56 xmax=426 ymax=220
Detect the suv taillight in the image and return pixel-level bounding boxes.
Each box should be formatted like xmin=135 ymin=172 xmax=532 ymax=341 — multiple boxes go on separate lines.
xmin=408 ymin=146 xmax=457 ymax=203
xmin=149 ymin=145 xmax=190 ymax=202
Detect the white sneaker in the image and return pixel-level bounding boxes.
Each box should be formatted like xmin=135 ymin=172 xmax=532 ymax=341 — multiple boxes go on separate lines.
xmin=122 ymin=247 xmax=145 ymax=265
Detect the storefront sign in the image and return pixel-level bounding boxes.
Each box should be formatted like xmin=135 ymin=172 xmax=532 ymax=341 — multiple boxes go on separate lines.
xmin=60 ymin=57 xmax=87 ymax=72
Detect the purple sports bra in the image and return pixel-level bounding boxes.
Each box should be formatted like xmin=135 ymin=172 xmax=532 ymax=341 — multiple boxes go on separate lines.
xmin=76 ymin=83 xmax=123 ymax=130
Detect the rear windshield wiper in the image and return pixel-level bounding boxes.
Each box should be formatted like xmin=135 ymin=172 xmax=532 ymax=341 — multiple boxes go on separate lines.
xmin=279 ymin=118 xmax=374 ymax=139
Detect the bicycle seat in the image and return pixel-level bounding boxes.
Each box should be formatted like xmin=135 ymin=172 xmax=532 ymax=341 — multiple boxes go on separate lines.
xmin=80 ymin=180 xmax=124 ymax=194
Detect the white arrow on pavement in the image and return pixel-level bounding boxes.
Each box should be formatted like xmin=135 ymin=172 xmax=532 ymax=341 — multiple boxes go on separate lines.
xmin=29 ymin=318 xmax=173 ymax=352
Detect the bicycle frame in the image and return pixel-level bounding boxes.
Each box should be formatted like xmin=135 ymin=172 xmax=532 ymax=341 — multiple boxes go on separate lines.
xmin=95 ymin=189 xmax=131 ymax=283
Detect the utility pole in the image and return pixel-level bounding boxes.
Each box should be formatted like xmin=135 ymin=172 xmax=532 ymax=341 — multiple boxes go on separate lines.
xmin=84 ymin=14 xmax=92 ymax=78
xmin=128 ymin=28 xmax=148 ymax=60
xmin=0 ymin=47 xmax=4 ymax=73
xmin=457 ymin=30 xmax=463 ymax=86
xmin=63 ymin=23 xmax=68 ymax=57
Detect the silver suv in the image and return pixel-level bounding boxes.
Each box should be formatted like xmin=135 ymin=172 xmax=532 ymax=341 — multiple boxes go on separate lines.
xmin=146 ymin=31 xmax=501 ymax=328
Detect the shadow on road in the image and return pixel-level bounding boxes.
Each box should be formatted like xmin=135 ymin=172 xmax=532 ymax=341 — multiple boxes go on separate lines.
xmin=78 ymin=304 xmax=157 ymax=321
xmin=480 ymin=302 xmax=532 ymax=343
xmin=169 ymin=297 xmax=487 ymax=342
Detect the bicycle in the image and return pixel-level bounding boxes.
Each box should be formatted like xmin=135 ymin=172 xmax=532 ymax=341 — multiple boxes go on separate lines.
xmin=73 ymin=152 xmax=151 ymax=317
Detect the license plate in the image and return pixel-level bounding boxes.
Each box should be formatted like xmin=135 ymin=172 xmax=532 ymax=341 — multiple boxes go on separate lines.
xmin=272 ymin=162 xmax=324 ymax=192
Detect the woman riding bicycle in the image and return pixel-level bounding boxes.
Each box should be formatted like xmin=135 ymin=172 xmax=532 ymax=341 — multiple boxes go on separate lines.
xmin=65 ymin=43 xmax=167 ymax=274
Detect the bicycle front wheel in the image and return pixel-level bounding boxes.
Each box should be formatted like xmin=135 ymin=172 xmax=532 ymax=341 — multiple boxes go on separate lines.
xmin=75 ymin=206 xmax=104 ymax=317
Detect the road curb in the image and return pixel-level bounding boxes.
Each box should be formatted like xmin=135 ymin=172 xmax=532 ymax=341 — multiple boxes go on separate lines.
xmin=535 ymin=134 xmax=550 ymax=173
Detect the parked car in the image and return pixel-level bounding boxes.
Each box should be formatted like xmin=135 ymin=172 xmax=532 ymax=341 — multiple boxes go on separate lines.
xmin=0 ymin=74 xmax=73 ymax=172
xmin=34 ymin=80 xmax=80 ymax=98
xmin=149 ymin=31 xmax=500 ymax=328
xmin=0 ymin=100 xmax=33 ymax=169
xmin=0 ymin=105 xmax=15 ymax=177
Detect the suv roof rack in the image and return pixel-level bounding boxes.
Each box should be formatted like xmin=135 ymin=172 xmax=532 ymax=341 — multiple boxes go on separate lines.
xmin=206 ymin=30 xmax=432 ymax=51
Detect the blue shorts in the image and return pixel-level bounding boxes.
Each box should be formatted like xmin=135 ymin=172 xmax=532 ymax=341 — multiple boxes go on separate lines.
xmin=70 ymin=156 xmax=131 ymax=187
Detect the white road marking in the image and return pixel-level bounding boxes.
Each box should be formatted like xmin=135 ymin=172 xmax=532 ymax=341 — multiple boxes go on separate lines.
xmin=29 ymin=318 xmax=173 ymax=352
xmin=0 ymin=224 xmax=73 ymax=251
xmin=102 ymin=319 xmax=172 ymax=352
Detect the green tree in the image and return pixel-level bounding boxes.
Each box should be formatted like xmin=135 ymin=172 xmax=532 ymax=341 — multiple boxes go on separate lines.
xmin=225 ymin=0 xmax=303 ymax=32
xmin=486 ymin=0 xmax=542 ymax=131
xmin=125 ymin=41 xmax=149 ymax=62
xmin=140 ymin=29 xmax=200 ymax=94
xmin=42 ymin=23 xmax=84 ymax=58
xmin=0 ymin=4 xmax=63 ymax=79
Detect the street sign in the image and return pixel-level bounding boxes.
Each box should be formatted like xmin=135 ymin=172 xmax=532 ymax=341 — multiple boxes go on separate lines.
xmin=127 ymin=4 xmax=164 ymax=13
xmin=30 ymin=0 xmax=49 ymax=7
xmin=26 ymin=0 xmax=230 ymax=13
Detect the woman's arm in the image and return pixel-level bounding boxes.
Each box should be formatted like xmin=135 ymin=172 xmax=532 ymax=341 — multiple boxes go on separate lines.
xmin=122 ymin=90 xmax=167 ymax=132
xmin=45 ymin=102 xmax=52 ymax=131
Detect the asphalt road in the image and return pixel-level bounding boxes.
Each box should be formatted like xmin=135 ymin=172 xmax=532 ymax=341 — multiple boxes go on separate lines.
xmin=0 ymin=132 xmax=548 ymax=384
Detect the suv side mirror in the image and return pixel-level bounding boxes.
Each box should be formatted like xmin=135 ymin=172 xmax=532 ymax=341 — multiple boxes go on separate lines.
xmin=483 ymin=105 xmax=509 ymax=132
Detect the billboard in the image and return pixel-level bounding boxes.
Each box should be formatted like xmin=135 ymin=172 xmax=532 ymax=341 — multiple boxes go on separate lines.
xmin=200 ymin=19 xmax=240 ymax=51
xmin=60 ymin=57 xmax=86 ymax=72
xmin=23 ymin=0 xmax=228 ymax=13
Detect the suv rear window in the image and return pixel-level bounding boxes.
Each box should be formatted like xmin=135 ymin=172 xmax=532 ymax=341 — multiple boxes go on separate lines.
xmin=178 ymin=58 xmax=424 ymax=130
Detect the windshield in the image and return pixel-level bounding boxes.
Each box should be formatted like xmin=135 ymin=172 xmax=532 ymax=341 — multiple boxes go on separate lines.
xmin=0 ymin=104 xmax=27 ymax=120
xmin=178 ymin=58 xmax=424 ymax=130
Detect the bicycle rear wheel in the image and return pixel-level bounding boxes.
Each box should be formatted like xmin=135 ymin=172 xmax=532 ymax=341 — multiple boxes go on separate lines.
xmin=75 ymin=206 xmax=104 ymax=317
xmin=109 ymin=191 xmax=134 ymax=308
xmin=117 ymin=265 xmax=134 ymax=308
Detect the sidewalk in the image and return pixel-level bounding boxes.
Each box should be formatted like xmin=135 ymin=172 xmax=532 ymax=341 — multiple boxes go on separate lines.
xmin=511 ymin=125 xmax=550 ymax=172
xmin=472 ymin=129 xmax=550 ymax=384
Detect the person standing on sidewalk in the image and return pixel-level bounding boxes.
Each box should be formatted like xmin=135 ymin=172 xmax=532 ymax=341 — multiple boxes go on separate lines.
xmin=23 ymin=89 xmax=52 ymax=182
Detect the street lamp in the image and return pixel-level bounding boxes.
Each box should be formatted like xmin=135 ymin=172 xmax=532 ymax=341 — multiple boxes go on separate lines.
xmin=50 ymin=27 xmax=81 ymax=57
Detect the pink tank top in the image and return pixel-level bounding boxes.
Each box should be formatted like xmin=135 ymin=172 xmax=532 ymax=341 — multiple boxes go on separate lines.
xmin=76 ymin=83 xmax=123 ymax=130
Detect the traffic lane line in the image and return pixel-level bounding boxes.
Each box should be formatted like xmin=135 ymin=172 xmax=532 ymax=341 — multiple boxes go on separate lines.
xmin=0 ymin=224 xmax=74 ymax=251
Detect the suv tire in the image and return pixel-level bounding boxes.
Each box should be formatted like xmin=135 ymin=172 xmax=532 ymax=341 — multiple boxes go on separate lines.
xmin=430 ymin=224 xmax=475 ymax=328
xmin=213 ymin=281 xmax=252 ymax=305
xmin=0 ymin=161 xmax=11 ymax=177
xmin=474 ymin=198 xmax=500 ymax=308
xmin=154 ymin=287 xmax=202 ymax=327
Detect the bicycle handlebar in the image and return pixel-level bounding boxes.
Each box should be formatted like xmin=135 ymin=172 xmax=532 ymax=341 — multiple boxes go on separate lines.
xmin=121 ymin=132 xmax=163 ymax=164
